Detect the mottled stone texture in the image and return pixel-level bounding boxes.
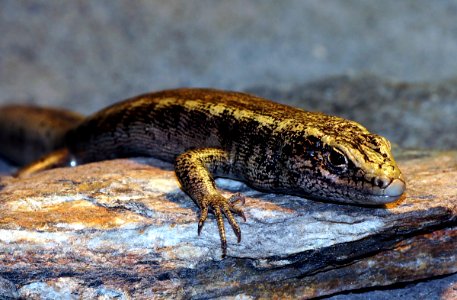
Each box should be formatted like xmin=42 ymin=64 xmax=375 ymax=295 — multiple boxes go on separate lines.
xmin=0 ymin=151 xmax=455 ymax=299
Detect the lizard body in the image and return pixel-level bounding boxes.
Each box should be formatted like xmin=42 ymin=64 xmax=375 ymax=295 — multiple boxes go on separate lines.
xmin=0 ymin=88 xmax=405 ymax=256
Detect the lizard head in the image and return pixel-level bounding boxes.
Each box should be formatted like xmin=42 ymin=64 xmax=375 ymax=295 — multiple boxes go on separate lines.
xmin=281 ymin=119 xmax=406 ymax=205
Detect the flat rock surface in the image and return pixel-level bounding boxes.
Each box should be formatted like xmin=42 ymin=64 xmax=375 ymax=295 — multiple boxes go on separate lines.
xmin=0 ymin=150 xmax=455 ymax=299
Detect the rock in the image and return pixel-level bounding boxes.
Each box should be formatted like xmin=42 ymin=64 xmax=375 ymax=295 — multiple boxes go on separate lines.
xmin=255 ymin=226 xmax=457 ymax=299
xmin=247 ymin=74 xmax=457 ymax=150
xmin=0 ymin=150 xmax=455 ymax=299
xmin=327 ymin=271 xmax=457 ymax=300
xmin=18 ymin=278 xmax=128 ymax=300
xmin=0 ymin=276 xmax=18 ymax=299
xmin=3 ymin=2 xmax=457 ymax=109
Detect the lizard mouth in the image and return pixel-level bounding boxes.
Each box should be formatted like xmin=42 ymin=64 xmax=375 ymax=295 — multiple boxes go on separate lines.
xmin=383 ymin=178 xmax=406 ymax=197
xmin=364 ymin=177 xmax=406 ymax=204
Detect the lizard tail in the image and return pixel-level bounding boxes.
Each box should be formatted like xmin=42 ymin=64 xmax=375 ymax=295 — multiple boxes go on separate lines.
xmin=0 ymin=105 xmax=84 ymax=166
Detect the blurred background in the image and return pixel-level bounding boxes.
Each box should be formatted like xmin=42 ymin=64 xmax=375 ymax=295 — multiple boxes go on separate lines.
xmin=1 ymin=1 xmax=456 ymax=297
xmin=1 ymin=0 xmax=456 ymax=149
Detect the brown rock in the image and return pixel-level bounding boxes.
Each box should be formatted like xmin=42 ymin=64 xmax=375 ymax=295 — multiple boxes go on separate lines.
xmin=0 ymin=151 xmax=455 ymax=299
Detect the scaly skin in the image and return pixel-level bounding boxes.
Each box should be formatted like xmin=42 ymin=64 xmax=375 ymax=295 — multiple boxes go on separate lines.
xmin=0 ymin=105 xmax=83 ymax=165
xmin=0 ymin=88 xmax=406 ymax=257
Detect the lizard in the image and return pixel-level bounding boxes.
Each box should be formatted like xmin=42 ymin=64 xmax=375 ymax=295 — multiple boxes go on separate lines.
xmin=0 ymin=88 xmax=406 ymax=257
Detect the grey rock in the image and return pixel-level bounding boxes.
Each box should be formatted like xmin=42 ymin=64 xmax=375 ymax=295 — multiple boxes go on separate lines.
xmin=18 ymin=278 xmax=128 ymax=300
xmin=248 ymin=74 xmax=457 ymax=150
xmin=0 ymin=276 xmax=18 ymax=299
xmin=3 ymin=1 xmax=457 ymax=111
xmin=0 ymin=151 xmax=455 ymax=299
xmin=326 ymin=272 xmax=457 ymax=300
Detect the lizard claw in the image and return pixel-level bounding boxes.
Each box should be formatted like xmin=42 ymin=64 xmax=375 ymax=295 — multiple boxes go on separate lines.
xmin=198 ymin=193 xmax=246 ymax=257
xmin=197 ymin=206 xmax=209 ymax=236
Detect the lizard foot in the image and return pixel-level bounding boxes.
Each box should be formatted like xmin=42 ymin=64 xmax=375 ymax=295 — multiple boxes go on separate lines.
xmin=197 ymin=193 xmax=246 ymax=257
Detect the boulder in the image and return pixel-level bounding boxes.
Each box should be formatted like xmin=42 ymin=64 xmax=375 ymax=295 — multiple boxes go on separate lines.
xmin=0 ymin=150 xmax=455 ymax=299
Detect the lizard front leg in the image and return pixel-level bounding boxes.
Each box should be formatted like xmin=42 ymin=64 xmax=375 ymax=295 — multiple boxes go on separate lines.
xmin=175 ymin=148 xmax=246 ymax=257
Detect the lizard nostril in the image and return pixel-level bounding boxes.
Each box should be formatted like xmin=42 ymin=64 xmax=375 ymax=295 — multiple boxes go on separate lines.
xmin=373 ymin=176 xmax=390 ymax=189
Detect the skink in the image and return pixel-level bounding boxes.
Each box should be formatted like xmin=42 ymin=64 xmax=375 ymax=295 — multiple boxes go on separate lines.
xmin=0 ymin=88 xmax=406 ymax=256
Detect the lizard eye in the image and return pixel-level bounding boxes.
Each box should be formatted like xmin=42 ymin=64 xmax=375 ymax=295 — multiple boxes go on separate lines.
xmin=326 ymin=148 xmax=348 ymax=170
